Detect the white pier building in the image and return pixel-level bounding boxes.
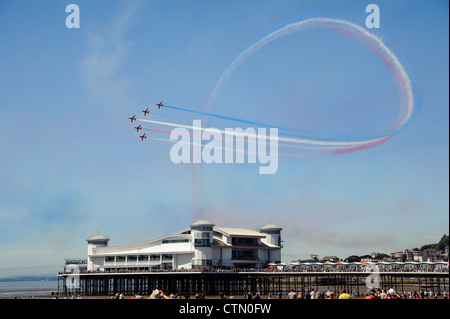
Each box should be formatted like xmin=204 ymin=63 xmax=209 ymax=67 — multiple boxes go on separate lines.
xmin=86 ymin=220 xmax=282 ymax=271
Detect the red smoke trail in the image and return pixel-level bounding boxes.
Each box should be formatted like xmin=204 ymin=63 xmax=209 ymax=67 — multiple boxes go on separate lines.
xmin=327 ymin=136 xmax=392 ymax=156
xmin=144 ymin=127 xmax=202 ymax=138
xmin=143 ymin=127 xmax=202 ymax=219
xmin=143 ymin=127 xmax=258 ymax=144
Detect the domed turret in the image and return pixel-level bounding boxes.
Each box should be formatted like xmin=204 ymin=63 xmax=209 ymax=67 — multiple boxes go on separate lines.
xmin=259 ymin=224 xmax=282 ymax=232
xmin=87 ymin=234 xmax=110 ymax=244
xmin=87 ymin=234 xmax=109 ymax=271
xmin=259 ymin=223 xmax=283 ymax=247
xmin=259 ymin=223 xmax=282 ymax=264
xmin=189 ymin=219 xmax=215 ymax=229
xmin=190 ymin=220 xmax=214 ymax=268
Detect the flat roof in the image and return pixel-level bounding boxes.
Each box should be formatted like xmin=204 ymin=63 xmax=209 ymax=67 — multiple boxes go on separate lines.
xmin=215 ymin=227 xmax=265 ymax=238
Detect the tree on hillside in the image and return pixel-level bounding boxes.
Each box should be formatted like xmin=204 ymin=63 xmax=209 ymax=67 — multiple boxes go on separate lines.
xmin=345 ymin=255 xmax=360 ymax=263
xmin=374 ymin=253 xmax=389 ymax=260
xmin=437 ymin=234 xmax=449 ymax=251
xmin=420 ymin=234 xmax=449 ymax=251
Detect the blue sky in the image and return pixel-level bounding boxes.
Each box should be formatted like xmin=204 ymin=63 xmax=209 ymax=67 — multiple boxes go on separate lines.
xmin=0 ymin=0 xmax=448 ymax=276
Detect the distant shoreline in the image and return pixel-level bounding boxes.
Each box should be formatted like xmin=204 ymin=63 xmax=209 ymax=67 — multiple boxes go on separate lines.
xmin=0 ymin=277 xmax=58 ymax=283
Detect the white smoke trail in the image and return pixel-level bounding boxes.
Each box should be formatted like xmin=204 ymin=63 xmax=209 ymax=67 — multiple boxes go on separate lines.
xmin=148 ymin=136 xmax=315 ymax=157
xmin=144 ymin=126 xmax=347 ymax=150
xmin=139 ymin=118 xmax=386 ymax=148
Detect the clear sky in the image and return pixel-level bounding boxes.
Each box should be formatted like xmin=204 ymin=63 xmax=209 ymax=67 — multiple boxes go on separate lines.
xmin=0 ymin=0 xmax=448 ymax=276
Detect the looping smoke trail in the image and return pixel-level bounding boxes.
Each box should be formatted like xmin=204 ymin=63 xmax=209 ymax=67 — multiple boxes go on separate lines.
xmin=206 ymin=17 xmax=414 ymax=139
xmin=187 ymin=17 xmax=415 ymax=218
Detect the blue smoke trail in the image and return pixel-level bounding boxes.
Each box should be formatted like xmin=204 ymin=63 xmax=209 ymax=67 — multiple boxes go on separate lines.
xmin=164 ymin=104 xmax=312 ymax=137
xmin=164 ymin=104 xmax=397 ymax=142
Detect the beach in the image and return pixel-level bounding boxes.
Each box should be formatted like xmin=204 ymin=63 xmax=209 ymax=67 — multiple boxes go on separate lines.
xmin=0 ymin=280 xmax=58 ymax=299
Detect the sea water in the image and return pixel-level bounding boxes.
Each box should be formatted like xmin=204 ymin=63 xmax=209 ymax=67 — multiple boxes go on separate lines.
xmin=0 ymin=280 xmax=58 ymax=299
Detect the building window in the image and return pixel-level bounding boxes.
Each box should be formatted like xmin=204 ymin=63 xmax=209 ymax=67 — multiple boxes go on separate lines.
xmin=194 ymin=239 xmax=211 ymax=247
xmin=261 ymin=230 xmax=280 ymax=234
xmin=278 ymin=236 xmax=283 ymax=247
xmin=162 ymin=239 xmax=189 ymax=244
xmin=138 ymin=255 xmax=148 ymax=261
xmin=213 ymin=231 xmax=223 ymax=238
xmin=150 ymin=255 xmax=160 ymax=261
xmin=232 ymin=237 xmax=258 ymax=246
xmin=88 ymin=240 xmax=108 ymax=246
xmin=65 ymin=259 xmax=87 ymax=265
xmin=127 ymin=255 xmax=137 ymax=262
xmin=232 ymin=249 xmax=258 ymax=260
xmin=116 ymin=256 xmax=126 ymax=262
xmin=105 ymin=256 xmax=115 ymax=263
xmin=191 ymin=226 xmax=213 ymax=231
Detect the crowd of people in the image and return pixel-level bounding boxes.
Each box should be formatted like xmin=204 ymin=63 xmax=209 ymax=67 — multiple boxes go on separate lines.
xmin=283 ymin=288 xmax=449 ymax=299
xmin=105 ymin=290 xmax=205 ymax=299
xmin=85 ymin=287 xmax=448 ymax=300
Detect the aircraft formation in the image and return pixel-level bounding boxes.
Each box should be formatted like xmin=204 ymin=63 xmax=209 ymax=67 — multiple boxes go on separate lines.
xmin=129 ymin=101 xmax=163 ymax=141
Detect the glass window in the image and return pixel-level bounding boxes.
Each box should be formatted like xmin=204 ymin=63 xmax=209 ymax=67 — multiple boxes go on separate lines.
xmin=261 ymin=230 xmax=280 ymax=234
xmin=232 ymin=249 xmax=257 ymax=260
xmin=88 ymin=240 xmax=108 ymax=246
xmin=192 ymin=226 xmax=213 ymax=231
xmin=232 ymin=237 xmax=258 ymax=246
xmin=105 ymin=256 xmax=115 ymax=262
xmin=194 ymin=238 xmax=211 ymax=247
xmin=213 ymin=231 xmax=223 ymax=238
xmin=162 ymin=239 xmax=189 ymax=244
